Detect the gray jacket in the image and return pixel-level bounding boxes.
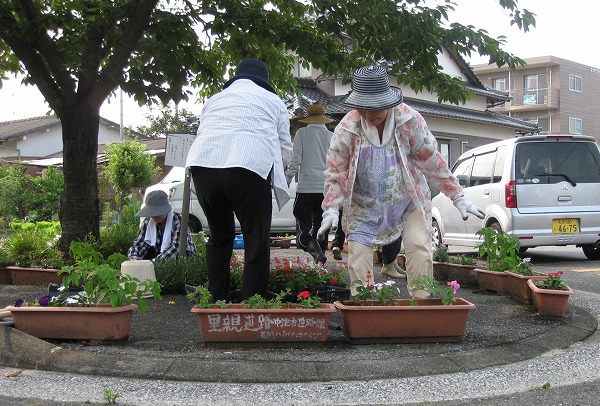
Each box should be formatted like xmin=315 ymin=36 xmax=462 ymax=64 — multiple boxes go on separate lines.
xmin=285 ymin=124 xmax=333 ymax=193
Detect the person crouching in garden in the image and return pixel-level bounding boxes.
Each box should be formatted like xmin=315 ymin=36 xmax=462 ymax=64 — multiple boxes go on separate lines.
xmin=128 ymin=190 xmax=196 ymax=261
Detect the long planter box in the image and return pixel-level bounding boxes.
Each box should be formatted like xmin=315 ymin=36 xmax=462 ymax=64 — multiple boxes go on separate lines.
xmin=475 ymin=268 xmax=509 ymax=294
xmin=433 ymin=262 xmax=480 ymax=287
xmin=7 ymin=304 xmax=138 ymax=341
xmin=4 ymin=266 xmax=62 ymax=286
xmin=191 ymin=303 xmax=336 ymax=342
xmin=505 ymin=271 xmax=547 ymax=304
xmin=334 ymin=298 xmax=475 ymax=344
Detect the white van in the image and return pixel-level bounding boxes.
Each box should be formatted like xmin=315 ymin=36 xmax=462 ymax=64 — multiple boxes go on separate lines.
xmin=431 ymin=134 xmax=600 ymax=259
xmin=142 ymin=167 xmax=298 ymax=235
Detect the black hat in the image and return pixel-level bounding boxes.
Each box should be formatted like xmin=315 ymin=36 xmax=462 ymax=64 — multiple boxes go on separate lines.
xmin=223 ymin=59 xmax=276 ymax=94
xmin=342 ymin=65 xmax=404 ymax=111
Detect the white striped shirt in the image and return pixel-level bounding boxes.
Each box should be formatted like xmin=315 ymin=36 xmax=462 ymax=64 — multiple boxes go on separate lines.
xmin=185 ymin=79 xmax=293 ymax=209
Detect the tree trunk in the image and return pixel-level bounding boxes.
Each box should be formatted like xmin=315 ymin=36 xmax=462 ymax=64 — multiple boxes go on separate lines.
xmin=58 ymin=103 xmax=101 ymax=252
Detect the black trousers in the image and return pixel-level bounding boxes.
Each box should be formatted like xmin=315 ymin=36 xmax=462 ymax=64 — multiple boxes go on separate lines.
xmin=293 ymin=193 xmax=325 ymax=251
xmin=190 ymin=166 xmax=272 ymax=301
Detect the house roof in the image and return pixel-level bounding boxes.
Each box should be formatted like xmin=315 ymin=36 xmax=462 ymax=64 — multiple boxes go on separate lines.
xmin=0 ymin=115 xmax=141 ymax=143
xmin=284 ymin=78 xmax=538 ymax=134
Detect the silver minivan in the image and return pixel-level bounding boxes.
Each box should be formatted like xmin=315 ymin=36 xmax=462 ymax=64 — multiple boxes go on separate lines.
xmin=431 ymin=134 xmax=600 ymax=259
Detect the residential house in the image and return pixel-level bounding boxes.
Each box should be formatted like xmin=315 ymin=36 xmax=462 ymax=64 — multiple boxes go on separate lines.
xmin=284 ymin=50 xmax=539 ymax=168
xmin=472 ymin=56 xmax=600 ymax=141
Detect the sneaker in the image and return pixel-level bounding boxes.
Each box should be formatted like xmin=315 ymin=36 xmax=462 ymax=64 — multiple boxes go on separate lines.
xmin=332 ymin=247 xmax=342 ymax=260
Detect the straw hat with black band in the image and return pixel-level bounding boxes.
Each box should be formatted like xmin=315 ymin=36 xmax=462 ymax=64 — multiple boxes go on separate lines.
xmin=299 ymin=104 xmax=334 ymax=124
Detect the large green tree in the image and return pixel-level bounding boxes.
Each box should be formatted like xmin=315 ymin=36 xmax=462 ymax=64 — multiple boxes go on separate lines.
xmin=0 ymin=0 xmax=535 ymax=250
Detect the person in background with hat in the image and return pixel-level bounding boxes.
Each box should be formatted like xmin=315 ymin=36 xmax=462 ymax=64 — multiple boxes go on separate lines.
xmin=317 ymin=64 xmax=484 ymax=297
xmin=285 ymin=103 xmax=333 ymax=265
xmin=128 ymin=190 xmax=196 ymax=261
xmin=186 ymin=58 xmax=293 ymax=302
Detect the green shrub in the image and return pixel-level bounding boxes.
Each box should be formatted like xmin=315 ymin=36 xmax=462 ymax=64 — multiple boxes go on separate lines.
xmin=153 ymin=251 xmax=207 ymax=294
xmin=100 ymin=221 xmax=139 ymax=257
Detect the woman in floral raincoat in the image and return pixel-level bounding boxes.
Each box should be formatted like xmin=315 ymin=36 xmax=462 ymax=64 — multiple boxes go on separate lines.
xmin=317 ymin=65 xmax=484 ymax=297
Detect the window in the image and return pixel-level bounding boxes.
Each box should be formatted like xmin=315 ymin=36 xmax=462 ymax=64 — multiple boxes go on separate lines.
xmin=569 ymin=74 xmax=582 ymax=92
xmin=524 ymin=117 xmax=549 ymax=132
xmin=452 ymin=158 xmax=473 ymax=188
xmin=469 ymin=152 xmax=495 ymax=187
xmin=437 ymin=141 xmax=450 ymax=165
xmin=523 ymin=74 xmax=548 ymax=105
xmin=493 ymin=78 xmax=508 ymax=92
xmin=569 ymin=117 xmax=582 ymax=134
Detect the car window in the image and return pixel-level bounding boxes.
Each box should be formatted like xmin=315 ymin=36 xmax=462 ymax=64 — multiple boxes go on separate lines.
xmin=492 ymin=146 xmax=505 ymax=183
xmin=452 ymin=157 xmax=473 ymax=188
xmin=469 ymin=152 xmax=495 ymax=187
xmin=516 ymin=141 xmax=600 ymax=184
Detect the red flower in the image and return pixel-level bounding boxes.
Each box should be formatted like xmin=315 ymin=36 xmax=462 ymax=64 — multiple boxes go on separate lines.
xmin=550 ymin=271 xmax=564 ymax=277
xmin=297 ymin=291 xmax=311 ymax=299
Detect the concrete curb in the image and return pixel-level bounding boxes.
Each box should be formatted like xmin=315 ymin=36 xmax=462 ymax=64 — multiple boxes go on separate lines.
xmin=0 ymin=305 xmax=596 ymax=384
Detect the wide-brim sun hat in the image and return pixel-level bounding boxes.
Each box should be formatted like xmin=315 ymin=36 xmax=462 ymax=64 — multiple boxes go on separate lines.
xmin=299 ymin=104 xmax=334 ymax=124
xmin=136 ymin=190 xmax=172 ymax=217
xmin=342 ymin=65 xmax=404 ymax=111
xmin=223 ymin=58 xmax=276 ymax=94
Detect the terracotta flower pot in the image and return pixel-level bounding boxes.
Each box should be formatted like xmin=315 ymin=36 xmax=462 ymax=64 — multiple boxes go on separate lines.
xmin=527 ymin=279 xmax=573 ymax=318
xmin=270 ymin=237 xmax=293 ymax=249
xmin=475 ymin=268 xmax=508 ymax=294
xmin=505 ymin=271 xmax=547 ymax=304
xmin=6 ymin=266 xmax=62 ymax=286
xmin=333 ymin=298 xmax=476 ymax=343
xmin=191 ymin=303 xmax=336 ymax=342
xmin=433 ymin=262 xmax=480 ymax=287
xmin=0 ymin=267 xmax=12 ymax=284
xmin=7 ymin=304 xmax=138 ymax=341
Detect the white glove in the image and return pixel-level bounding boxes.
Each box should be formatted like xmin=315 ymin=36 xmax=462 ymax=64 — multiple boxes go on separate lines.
xmin=453 ymin=196 xmax=485 ymax=220
xmin=317 ymin=209 xmax=339 ymax=241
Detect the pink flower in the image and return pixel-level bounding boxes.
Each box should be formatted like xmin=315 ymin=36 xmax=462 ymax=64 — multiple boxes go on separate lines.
xmin=297 ymin=291 xmax=311 ymax=300
xmin=447 ymin=280 xmax=460 ymax=295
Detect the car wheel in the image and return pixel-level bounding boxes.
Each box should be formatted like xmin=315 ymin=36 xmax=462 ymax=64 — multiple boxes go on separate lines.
xmin=431 ymin=220 xmax=442 ymax=249
xmin=582 ymin=244 xmax=600 ymax=260
xmin=489 ymin=222 xmax=502 ymax=233
xmin=187 ymin=216 xmax=203 ymax=234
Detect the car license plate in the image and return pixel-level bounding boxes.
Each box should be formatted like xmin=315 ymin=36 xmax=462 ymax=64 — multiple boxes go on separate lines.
xmin=552 ymin=218 xmax=579 ymax=234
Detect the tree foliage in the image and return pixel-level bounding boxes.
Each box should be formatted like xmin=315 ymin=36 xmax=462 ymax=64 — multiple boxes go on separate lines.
xmin=104 ymin=140 xmax=160 ymax=217
xmin=136 ymin=107 xmax=197 ymax=138
xmin=0 ymin=0 xmax=536 ymax=250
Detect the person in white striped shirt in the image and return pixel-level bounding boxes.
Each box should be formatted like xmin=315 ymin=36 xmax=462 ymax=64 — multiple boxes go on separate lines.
xmin=186 ymin=59 xmax=293 ymax=302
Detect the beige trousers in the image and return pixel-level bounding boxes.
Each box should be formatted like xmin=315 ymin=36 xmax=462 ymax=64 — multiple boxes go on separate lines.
xmin=348 ymin=209 xmax=433 ymax=298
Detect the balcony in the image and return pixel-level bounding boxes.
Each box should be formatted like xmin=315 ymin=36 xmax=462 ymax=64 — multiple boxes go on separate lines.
xmin=493 ymin=87 xmax=560 ymax=112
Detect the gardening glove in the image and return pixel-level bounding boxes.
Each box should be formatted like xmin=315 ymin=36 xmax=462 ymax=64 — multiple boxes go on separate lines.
xmin=453 ymin=196 xmax=485 ymax=220
xmin=317 ymin=209 xmax=339 ymax=242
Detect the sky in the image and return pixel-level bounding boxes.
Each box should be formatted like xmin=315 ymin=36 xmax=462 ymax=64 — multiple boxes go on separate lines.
xmin=1 ymin=0 xmax=599 ymax=128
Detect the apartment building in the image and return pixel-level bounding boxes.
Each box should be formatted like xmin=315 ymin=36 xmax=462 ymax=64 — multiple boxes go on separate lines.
xmin=472 ymin=56 xmax=600 ymax=141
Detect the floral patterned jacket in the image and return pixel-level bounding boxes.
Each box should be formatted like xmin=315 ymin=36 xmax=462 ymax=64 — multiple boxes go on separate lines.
xmin=322 ymin=104 xmax=464 ymax=233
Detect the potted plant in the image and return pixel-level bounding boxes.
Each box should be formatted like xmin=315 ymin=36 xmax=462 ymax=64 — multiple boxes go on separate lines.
xmin=504 ymin=257 xmax=547 ymax=304
xmin=189 ymin=286 xmax=336 ymax=342
xmin=333 ymin=272 xmax=475 ymax=343
xmin=432 ymin=244 xmax=482 ymax=287
xmin=6 ymin=240 xmax=162 ymax=341
xmin=0 ymin=220 xmax=65 ymax=285
xmin=474 ymin=227 xmax=523 ymax=294
xmin=527 ymin=271 xmax=573 ymax=318
xmin=267 ymin=256 xmax=350 ymax=302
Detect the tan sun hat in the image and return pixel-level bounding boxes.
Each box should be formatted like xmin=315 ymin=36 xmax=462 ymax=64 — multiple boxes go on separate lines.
xmin=299 ymin=104 xmax=333 ymax=124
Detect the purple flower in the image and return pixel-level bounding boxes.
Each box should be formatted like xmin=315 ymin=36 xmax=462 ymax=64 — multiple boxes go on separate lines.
xmin=14 ymin=298 xmax=24 ymax=307
xmin=37 ymin=296 xmax=51 ymax=307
